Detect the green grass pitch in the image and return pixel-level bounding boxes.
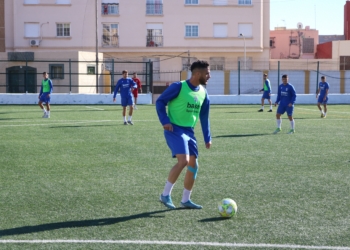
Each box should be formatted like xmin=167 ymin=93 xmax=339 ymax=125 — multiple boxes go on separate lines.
xmin=0 ymin=104 xmax=349 ymax=250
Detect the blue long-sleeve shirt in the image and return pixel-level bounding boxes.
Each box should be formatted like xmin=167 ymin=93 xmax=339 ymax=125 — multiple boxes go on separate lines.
xmin=275 ymin=83 xmax=297 ymax=105
xmin=113 ymin=77 xmax=137 ymax=98
xmin=156 ymin=80 xmax=211 ymax=144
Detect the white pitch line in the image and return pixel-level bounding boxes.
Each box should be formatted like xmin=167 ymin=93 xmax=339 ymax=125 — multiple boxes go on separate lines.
xmin=85 ymin=106 xmax=105 ymax=111
xmin=296 ymin=107 xmax=350 ymax=114
xmin=0 ymin=120 xmax=114 ymax=127
xmin=0 ymin=240 xmax=349 ymax=249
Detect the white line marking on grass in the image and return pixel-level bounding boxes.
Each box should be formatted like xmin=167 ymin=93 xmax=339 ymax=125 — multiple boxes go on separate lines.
xmin=0 ymin=120 xmax=114 ymax=127
xmin=85 ymin=106 xmax=104 ymax=111
xmin=0 ymin=240 xmax=349 ymax=249
xmin=296 ymin=108 xmax=350 ymax=114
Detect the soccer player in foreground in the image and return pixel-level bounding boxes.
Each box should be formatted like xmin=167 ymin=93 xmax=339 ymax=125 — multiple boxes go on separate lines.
xmin=113 ymin=70 xmax=137 ymax=125
xmin=258 ymin=73 xmax=273 ymax=112
xmin=316 ymin=76 xmax=330 ymax=118
xmin=273 ymin=74 xmax=297 ymax=134
xmin=38 ymin=72 xmax=53 ymax=118
xmin=156 ymin=60 xmax=212 ymax=209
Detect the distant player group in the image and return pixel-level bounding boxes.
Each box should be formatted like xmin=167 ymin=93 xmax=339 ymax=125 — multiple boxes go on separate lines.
xmin=258 ymin=73 xmax=329 ymax=134
xmin=36 ymin=61 xmax=330 ymax=211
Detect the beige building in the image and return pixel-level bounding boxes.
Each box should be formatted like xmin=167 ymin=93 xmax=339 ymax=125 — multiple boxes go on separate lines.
xmin=0 ymin=0 xmax=271 ymax=94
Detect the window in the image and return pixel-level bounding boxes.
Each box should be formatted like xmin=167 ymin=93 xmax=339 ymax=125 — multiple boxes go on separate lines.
xmin=49 ymin=64 xmax=64 ymax=79
xmin=213 ymin=0 xmax=227 ymax=5
xmin=56 ymin=0 xmax=71 ymax=4
xmin=238 ymin=23 xmax=252 ymax=37
xmin=303 ymin=38 xmax=314 ymax=53
xmin=56 ymin=23 xmax=70 ymax=37
xmin=102 ymin=23 xmax=119 ymax=47
xmin=146 ymin=24 xmax=163 ymax=47
xmin=185 ymin=0 xmax=198 ymax=4
xmin=238 ymin=0 xmax=252 ymax=5
xmin=210 ymin=57 xmax=225 ymax=70
xmin=87 ymin=66 xmax=95 ymax=75
xmin=289 ymin=36 xmax=298 ymax=45
xmin=213 ymin=24 xmax=227 ymax=38
xmin=24 ymin=0 xmax=39 ymax=4
xmin=270 ymin=37 xmax=275 ymax=48
xmin=185 ymin=25 xmax=198 ymax=37
xmin=146 ymin=0 xmax=163 ymax=15
xmin=24 ymin=23 xmax=40 ymax=37
xmin=102 ymin=0 xmax=119 ymax=15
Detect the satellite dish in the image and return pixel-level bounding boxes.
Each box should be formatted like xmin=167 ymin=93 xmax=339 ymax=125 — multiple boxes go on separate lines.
xmin=297 ymin=22 xmax=303 ymax=29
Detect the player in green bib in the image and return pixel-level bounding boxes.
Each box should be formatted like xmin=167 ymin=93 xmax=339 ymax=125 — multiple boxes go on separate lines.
xmin=38 ymin=72 xmax=53 ymax=118
xmin=156 ymin=60 xmax=212 ymax=209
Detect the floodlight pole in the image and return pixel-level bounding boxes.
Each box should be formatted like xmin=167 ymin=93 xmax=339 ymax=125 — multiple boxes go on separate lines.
xmin=239 ymin=33 xmax=246 ymax=70
xmin=95 ymin=0 xmax=99 ymax=93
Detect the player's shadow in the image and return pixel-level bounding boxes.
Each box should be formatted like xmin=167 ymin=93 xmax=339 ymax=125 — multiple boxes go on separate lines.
xmin=0 ymin=209 xmax=170 ymax=237
xmin=199 ymin=217 xmax=231 ymax=222
xmin=214 ymin=134 xmax=268 ymax=138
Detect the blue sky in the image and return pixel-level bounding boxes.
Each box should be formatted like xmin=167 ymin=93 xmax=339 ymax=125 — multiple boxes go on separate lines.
xmin=270 ymin=0 xmax=345 ymax=35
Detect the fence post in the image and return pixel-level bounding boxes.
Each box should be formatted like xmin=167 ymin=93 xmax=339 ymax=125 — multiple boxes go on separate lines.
xmin=69 ymin=59 xmax=71 ymax=93
xmin=111 ymin=59 xmax=114 ymax=93
xmin=277 ymin=61 xmax=280 ymax=89
xmin=25 ymin=59 xmax=28 ymax=93
xmin=149 ymin=60 xmax=153 ymax=93
xmin=238 ymin=61 xmax=240 ymax=95
xmin=316 ymin=61 xmax=319 ymax=93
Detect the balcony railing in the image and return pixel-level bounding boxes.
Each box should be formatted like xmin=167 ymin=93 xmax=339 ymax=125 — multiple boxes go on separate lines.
xmin=146 ymin=3 xmax=163 ymax=15
xmin=101 ymin=3 xmax=119 ymax=15
xmin=102 ymin=35 xmax=119 ymax=47
xmin=146 ymin=36 xmax=163 ymax=47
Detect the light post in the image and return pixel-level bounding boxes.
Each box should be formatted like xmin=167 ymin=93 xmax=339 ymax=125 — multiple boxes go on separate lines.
xmin=239 ymin=33 xmax=246 ymax=70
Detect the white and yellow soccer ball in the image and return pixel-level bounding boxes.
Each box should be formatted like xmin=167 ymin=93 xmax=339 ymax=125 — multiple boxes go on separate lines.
xmin=218 ymin=198 xmax=237 ymax=218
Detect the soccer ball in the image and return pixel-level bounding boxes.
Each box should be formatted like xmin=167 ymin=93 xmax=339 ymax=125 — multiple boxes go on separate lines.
xmin=218 ymin=198 xmax=237 ymax=218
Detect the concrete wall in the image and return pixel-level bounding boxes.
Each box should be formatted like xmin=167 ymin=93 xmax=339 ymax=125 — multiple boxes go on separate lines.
xmin=0 ymin=93 xmax=348 ymax=105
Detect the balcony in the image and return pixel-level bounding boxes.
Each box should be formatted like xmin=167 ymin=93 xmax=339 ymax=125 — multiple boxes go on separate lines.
xmin=146 ymin=36 xmax=163 ymax=47
xmin=146 ymin=3 xmax=163 ymax=15
xmin=102 ymin=35 xmax=119 ymax=47
xmin=101 ymin=3 xmax=119 ymax=15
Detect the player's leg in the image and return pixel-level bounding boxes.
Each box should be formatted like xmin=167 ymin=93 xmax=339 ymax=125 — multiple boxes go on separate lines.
xmin=268 ymin=98 xmax=273 ymax=112
xmin=258 ymin=98 xmax=264 ymax=112
xmin=323 ymin=103 xmax=327 ymax=117
xmin=273 ymin=105 xmax=284 ymax=133
xmin=127 ymin=96 xmax=134 ymax=124
xmin=38 ymin=100 xmax=47 ymax=117
xmin=287 ymin=106 xmax=295 ymax=134
xmin=122 ymin=105 xmax=128 ymax=124
xmin=45 ymin=102 xmax=51 ymax=118
xmin=160 ymin=129 xmax=190 ymax=209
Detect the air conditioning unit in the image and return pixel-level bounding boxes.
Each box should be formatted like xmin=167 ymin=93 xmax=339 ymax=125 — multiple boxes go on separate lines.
xmin=30 ymin=39 xmax=40 ymax=46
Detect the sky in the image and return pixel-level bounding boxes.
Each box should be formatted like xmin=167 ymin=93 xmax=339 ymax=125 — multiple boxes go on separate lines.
xmin=270 ymin=0 xmax=346 ymax=35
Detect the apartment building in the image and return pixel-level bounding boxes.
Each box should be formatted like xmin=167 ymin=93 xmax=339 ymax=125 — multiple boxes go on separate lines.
xmin=0 ymin=0 xmax=270 ymax=93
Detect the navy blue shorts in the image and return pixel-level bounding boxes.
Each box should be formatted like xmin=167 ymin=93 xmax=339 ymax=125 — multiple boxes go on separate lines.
xmin=277 ymin=104 xmax=294 ymax=116
xmin=121 ymin=96 xmax=133 ymax=107
xmin=262 ymin=92 xmax=271 ymax=99
xmin=164 ymin=125 xmax=198 ymax=158
xmin=318 ymin=96 xmax=328 ymax=104
xmin=39 ymin=93 xmax=51 ymax=103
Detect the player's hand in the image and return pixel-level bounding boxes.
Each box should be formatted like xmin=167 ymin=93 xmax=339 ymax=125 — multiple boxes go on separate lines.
xmin=47 ymin=94 xmax=50 ymax=98
xmin=288 ymin=103 xmax=293 ymax=107
xmin=323 ymin=97 xmax=326 ymax=101
xmin=274 ymin=103 xmax=277 ymax=107
xmin=205 ymin=141 xmax=212 ymax=149
xmin=163 ymin=124 xmax=173 ymax=132
xmin=113 ymin=98 xmax=116 ymax=102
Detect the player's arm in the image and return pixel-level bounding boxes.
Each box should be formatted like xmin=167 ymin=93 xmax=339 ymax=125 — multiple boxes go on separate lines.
xmin=138 ymin=80 xmax=142 ymax=93
xmin=156 ymin=82 xmax=181 ymax=127
xmin=199 ymin=91 xmax=212 ymax=148
xmin=48 ymin=80 xmax=53 ymax=96
xmin=289 ymin=86 xmax=297 ymax=106
xmin=316 ymin=84 xmax=320 ymax=97
xmin=113 ymin=82 xmax=120 ymax=101
xmin=39 ymin=85 xmax=43 ymax=98
xmin=267 ymin=80 xmax=272 ymax=94
xmin=274 ymin=86 xmax=281 ymax=106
